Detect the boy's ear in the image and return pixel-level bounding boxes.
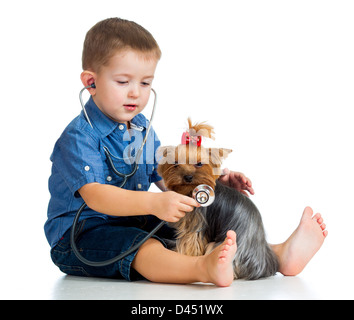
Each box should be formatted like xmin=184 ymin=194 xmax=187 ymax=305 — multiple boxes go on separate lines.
xmin=80 ymin=71 xmax=97 ymax=95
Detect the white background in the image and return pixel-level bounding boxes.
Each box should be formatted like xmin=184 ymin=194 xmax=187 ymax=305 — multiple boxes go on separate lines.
xmin=1 ymin=0 xmax=353 ymax=299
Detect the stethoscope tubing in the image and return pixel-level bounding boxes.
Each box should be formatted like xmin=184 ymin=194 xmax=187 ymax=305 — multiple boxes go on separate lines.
xmin=70 ymin=202 xmax=166 ymax=267
xmin=70 ymin=87 xmax=164 ymax=267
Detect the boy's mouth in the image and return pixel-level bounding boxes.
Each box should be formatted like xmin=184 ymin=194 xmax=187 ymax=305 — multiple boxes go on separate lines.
xmin=124 ymin=104 xmax=137 ymax=111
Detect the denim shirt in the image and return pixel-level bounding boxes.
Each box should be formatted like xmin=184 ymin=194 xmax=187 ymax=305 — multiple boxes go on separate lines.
xmin=44 ymin=96 xmax=162 ymax=248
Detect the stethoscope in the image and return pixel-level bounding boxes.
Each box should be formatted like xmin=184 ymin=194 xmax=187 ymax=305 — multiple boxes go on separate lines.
xmin=70 ymin=84 xmax=215 ymax=267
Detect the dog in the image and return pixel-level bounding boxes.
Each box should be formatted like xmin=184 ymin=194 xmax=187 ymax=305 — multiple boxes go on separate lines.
xmin=157 ymin=118 xmax=279 ymax=280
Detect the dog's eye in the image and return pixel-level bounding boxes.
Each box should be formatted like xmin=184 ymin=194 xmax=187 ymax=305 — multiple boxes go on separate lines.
xmin=195 ymin=162 xmax=203 ymax=168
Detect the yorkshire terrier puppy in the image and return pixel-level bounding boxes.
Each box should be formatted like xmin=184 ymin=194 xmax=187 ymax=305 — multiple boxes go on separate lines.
xmin=157 ymin=119 xmax=279 ymax=280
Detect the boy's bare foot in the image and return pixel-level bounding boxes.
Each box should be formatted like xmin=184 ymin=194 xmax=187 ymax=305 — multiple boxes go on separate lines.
xmin=272 ymin=207 xmax=328 ymax=276
xmin=200 ymin=230 xmax=237 ymax=287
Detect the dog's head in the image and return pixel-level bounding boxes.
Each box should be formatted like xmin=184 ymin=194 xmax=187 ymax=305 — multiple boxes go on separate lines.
xmin=157 ymin=118 xmax=232 ymax=196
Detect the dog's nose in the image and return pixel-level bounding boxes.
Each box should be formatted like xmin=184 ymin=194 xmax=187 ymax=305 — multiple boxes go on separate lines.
xmin=183 ymin=175 xmax=193 ymax=183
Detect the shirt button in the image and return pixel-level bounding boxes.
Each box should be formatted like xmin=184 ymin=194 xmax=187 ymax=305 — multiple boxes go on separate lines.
xmin=84 ymin=166 xmax=90 ymax=171
xmin=137 ymin=183 xmax=142 ymax=189
xmin=118 ymin=124 xmax=125 ymax=130
xmin=106 ymin=176 xmax=112 ymax=182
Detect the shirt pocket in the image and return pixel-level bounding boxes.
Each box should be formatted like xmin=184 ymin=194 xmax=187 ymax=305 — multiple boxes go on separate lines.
xmin=103 ymin=155 xmax=135 ymax=187
xmin=132 ymin=164 xmax=154 ymax=191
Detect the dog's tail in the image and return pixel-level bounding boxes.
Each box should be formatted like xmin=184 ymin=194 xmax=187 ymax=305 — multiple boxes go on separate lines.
xmin=206 ymin=182 xmax=279 ymax=280
xmin=233 ymin=240 xmax=279 ymax=280
xmin=230 ymin=192 xmax=279 ymax=280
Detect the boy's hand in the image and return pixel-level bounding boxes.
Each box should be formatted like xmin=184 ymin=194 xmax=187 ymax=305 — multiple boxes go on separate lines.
xmin=152 ymin=191 xmax=200 ymax=223
xmin=218 ymin=168 xmax=255 ymax=197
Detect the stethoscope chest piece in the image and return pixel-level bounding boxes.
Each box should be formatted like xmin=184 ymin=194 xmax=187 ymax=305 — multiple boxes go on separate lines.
xmin=192 ymin=184 xmax=215 ymax=207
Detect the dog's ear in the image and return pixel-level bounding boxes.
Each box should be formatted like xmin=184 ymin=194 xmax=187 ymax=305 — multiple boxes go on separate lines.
xmin=219 ymin=148 xmax=233 ymax=160
xmin=207 ymin=148 xmax=232 ymax=176
xmin=208 ymin=148 xmax=232 ymax=164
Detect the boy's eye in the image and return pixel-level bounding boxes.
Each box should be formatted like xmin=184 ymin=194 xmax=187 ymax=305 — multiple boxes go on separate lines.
xmin=141 ymin=82 xmax=151 ymax=86
xmin=195 ymin=162 xmax=203 ymax=168
xmin=117 ymin=81 xmax=128 ymax=84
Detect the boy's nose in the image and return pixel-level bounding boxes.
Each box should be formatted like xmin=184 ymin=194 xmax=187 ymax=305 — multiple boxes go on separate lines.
xmin=183 ymin=175 xmax=193 ymax=183
xmin=128 ymin=84 xmax=140 ymax=98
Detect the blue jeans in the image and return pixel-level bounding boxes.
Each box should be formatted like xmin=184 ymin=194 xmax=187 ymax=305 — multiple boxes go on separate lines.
xmin=50 ymin=216 xmax=176 ymax=281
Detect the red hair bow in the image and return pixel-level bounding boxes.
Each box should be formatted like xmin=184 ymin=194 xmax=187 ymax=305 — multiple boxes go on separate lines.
xmin=181 ymin=132 xmax=202 ymax=146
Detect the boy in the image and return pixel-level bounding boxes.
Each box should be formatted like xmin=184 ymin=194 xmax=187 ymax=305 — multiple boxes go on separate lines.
xmin=45 ymin=18 xmax=327 ymax=287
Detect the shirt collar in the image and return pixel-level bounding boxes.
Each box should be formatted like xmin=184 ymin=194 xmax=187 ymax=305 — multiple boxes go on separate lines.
xmin=82 ymin=96 xmax=147 ymax=137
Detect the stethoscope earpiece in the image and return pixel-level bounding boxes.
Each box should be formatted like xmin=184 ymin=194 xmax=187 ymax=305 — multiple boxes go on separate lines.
xmin=192 ymin=184 xmax=215 ymax=207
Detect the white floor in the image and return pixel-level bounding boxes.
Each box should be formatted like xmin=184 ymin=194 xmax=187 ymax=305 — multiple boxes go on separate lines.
xmin=34 ymin=272 xmax=354 ymax=300
xmin=2 ymin=235 xmax=354 ymax=300
xmin=3 ymin=269 xmax=354 ymax=300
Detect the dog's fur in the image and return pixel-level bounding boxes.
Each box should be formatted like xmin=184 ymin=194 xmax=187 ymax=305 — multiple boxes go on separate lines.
xmin=157 ymin=119 xmax=279 ymax=280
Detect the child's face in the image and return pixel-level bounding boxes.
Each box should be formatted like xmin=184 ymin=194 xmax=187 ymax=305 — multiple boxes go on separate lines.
xmin=92 ymin=50 xmax=158 ymax=125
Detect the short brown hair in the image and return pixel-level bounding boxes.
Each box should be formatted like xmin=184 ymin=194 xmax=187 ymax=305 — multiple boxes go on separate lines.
xmin=82 ymin=18 xmax=161 ymax=72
